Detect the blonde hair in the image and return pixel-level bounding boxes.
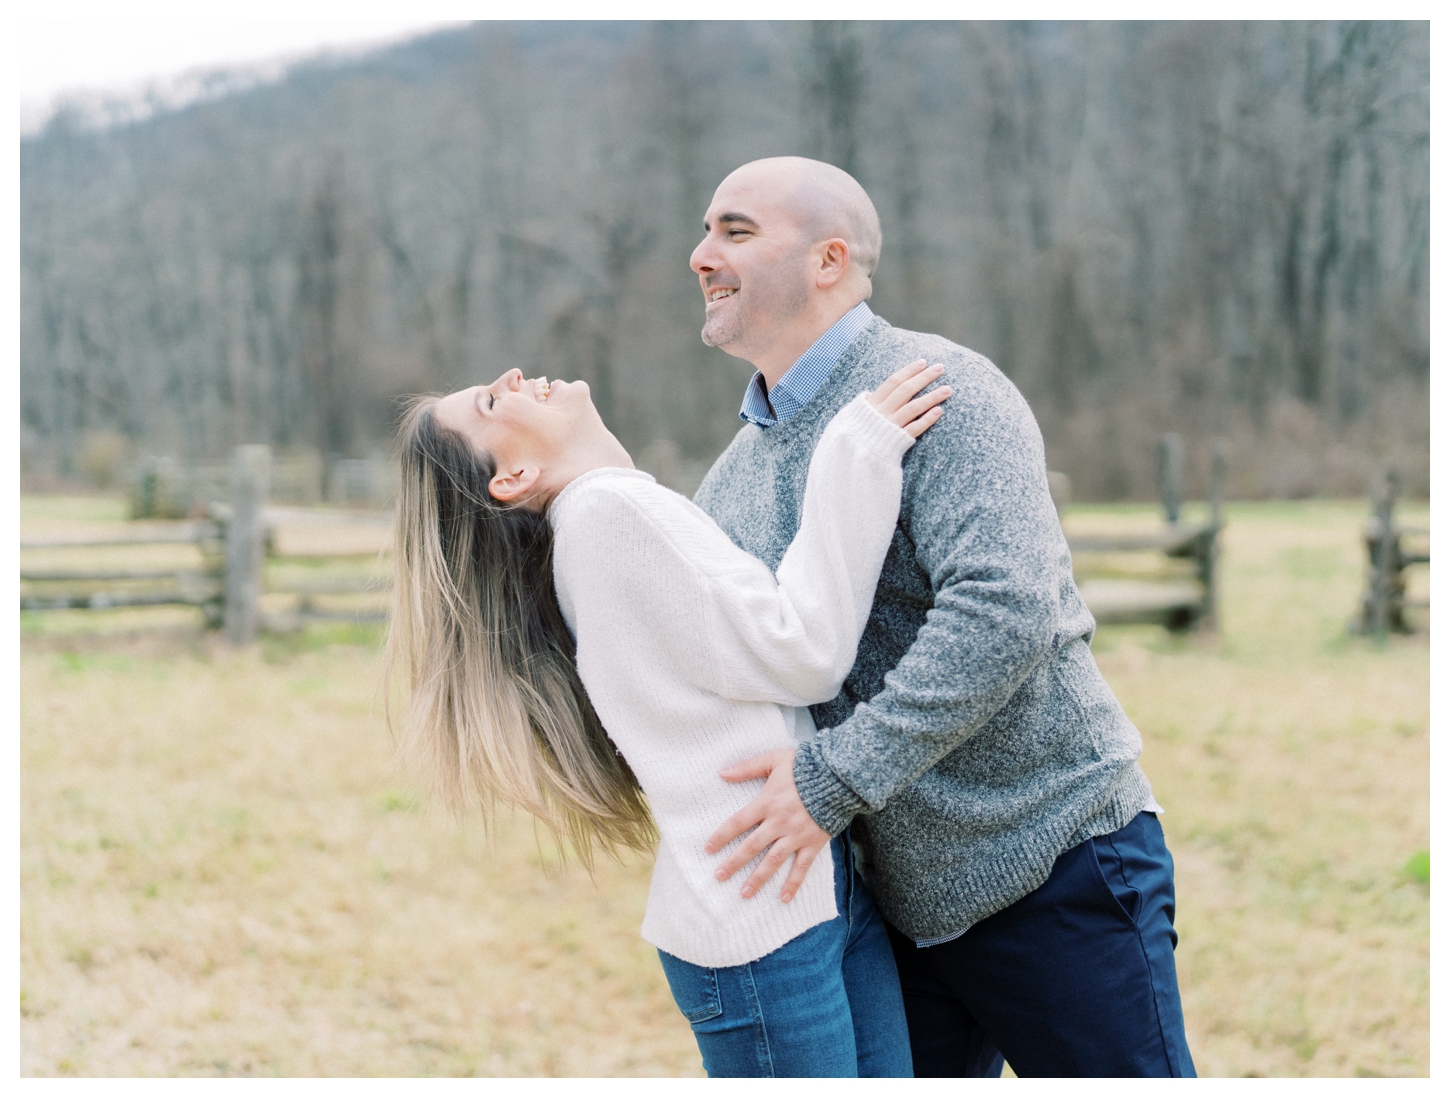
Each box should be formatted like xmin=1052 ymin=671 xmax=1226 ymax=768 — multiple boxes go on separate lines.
xmin=384 ymin=396 xmax=655 ymax=865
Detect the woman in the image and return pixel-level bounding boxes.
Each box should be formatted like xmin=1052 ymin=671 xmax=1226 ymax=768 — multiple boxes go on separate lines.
xmin=387 ymin=361 xmax=950 ymax=1077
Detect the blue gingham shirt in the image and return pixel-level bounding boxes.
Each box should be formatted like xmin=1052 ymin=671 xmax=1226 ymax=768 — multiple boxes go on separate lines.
xmin=739 ymin=302 xmax=875 ymax=428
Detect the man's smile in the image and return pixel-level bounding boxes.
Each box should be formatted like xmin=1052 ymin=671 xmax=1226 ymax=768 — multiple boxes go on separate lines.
xmin=706 ymin=286 xmax=738 ymax=303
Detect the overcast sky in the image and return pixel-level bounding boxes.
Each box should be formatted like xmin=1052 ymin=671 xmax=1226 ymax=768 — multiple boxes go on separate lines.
xmin=17 ymin=16 xmax=456 ymax=133
xmin=13 ymin=2 xmax=1389 ymax=135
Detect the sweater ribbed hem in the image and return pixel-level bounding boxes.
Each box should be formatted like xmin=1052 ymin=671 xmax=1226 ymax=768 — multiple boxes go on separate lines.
xmin=639 ymin=839 xmax=840 ymax=968
xmin=869 ymin=763 xmax=1154 ymax=941
xmin=1064 ymin=763 xmax=1155 ymax=850
xmin=641 ymin=894 xmax=839 ymax=970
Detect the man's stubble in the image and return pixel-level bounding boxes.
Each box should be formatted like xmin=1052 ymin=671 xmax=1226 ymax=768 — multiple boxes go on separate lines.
xmin=700 ymin=248 xmax=812 ymax=357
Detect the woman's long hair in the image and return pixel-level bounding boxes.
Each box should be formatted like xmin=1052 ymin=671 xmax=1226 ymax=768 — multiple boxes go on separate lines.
xmin=384 ymin=397 xmax=655 ymax=865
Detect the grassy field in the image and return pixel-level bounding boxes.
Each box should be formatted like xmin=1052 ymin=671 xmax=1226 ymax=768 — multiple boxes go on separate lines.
xmin=19 ymin=496 xmax=1429 ymax=1077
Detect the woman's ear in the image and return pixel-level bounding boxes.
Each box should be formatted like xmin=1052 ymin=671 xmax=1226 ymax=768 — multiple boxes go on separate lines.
xmin=489 ymin=464 xmax=542 ymax=504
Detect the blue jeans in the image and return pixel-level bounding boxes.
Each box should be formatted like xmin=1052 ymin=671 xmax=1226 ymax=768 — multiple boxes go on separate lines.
xmin=657 ymin=834 xmax=913 ymax=1077
xmin=888 ymin=812 xmax=1196 ymax=1077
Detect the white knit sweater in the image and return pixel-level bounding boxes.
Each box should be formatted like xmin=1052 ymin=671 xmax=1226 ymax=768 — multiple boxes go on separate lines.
xmin=549 ymin=395 xmax=915 ymax=967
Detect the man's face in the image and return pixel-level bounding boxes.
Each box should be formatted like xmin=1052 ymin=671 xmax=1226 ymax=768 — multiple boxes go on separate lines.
xmin=689 ymin=171 xmax=814 ymax=359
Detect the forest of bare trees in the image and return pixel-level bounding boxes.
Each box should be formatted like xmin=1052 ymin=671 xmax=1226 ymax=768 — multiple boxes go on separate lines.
xmin=20 ymin=21 xmax=1429 ymax=500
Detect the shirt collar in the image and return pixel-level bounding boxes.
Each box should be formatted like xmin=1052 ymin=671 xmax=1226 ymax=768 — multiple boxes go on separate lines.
xmin=739 ymin=302 xmax=874 ymax=428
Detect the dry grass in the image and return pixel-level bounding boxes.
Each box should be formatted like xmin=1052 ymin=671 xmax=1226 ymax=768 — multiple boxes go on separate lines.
xmin=1070 ymin=501 xmax=1430 ymax=1077
xmin=20 ymin=629 xmax=698 ymax=1076
xmin=19 ymin=496 xmax=1428 ymax=1077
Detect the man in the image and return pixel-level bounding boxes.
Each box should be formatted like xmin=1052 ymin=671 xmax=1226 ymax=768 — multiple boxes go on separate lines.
xmin=688 ymin=156 xmax=1196 ymax=1078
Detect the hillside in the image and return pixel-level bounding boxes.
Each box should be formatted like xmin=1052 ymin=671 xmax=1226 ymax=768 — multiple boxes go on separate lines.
xmin=20 ymin=21 xmax=1430 ymax=499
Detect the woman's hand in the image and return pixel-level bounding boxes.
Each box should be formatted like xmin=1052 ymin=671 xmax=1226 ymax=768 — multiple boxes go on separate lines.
xmin=866 ymin=359 xmax=952 ymax=439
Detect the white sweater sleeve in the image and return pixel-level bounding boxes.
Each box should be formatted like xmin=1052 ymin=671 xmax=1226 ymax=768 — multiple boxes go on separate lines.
xmin=706 ymin=394 xmax=914 ymax=705
xmin=554 ymin=393 xmax=913 ymax=709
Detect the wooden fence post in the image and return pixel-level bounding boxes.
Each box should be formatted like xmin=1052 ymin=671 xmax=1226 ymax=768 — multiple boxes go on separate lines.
xmin=1159 ymin=433 xmax=1185 ymax=524
xmin=1352 ymin=466 xmax=1431 ymax=636
xmin=1367 ymin=468 xmax=1399 ymax=637
xmin=1196 ymin=438 xmax=1227 ymax=631
xmin=225 ymin=445 xmax=271 ymax=645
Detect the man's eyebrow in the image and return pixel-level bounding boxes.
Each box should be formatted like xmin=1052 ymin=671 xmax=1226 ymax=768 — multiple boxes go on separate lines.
xmin=709 ymin=212 xmax=760 ymax=229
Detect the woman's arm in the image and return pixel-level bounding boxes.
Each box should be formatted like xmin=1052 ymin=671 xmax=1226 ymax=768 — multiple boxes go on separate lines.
xmin=554 ymin=363 xmax=948 ymax=708
xmin=705 ymin=366 xmax=948 ymax=705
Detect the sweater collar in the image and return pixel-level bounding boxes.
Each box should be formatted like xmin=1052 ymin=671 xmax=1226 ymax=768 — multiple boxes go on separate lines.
xmin=547 ymin=466 xmax=656 ymax=525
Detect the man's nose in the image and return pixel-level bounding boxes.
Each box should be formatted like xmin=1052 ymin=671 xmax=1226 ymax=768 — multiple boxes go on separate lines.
xmin=690 ymin=238 xmax=717 ymax=275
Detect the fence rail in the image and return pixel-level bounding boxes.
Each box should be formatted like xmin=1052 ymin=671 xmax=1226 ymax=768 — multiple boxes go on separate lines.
xmin=29 ymin=438 xmax=1230 ymax=641
xmin=1059 ymin=433 xmax=1225 ymax=632
xmin=22 ymin=445 xmax=391 ymax=643
xmin=20 ymin=521 xmax=222 ymax=549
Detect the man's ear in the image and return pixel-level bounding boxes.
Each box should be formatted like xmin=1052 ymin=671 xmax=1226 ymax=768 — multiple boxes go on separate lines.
xmin=489 ymin=464 xmax=542 ymax=504
xmin=814 ymin=238 xmax=851 ymax=289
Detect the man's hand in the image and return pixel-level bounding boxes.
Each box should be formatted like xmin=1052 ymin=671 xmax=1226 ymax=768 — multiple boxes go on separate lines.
xmin=704 ymin=748 xmax=832 ymax=903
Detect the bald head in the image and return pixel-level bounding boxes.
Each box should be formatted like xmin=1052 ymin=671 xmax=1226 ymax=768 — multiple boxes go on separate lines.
xmin=723 ymin=157 xmax=883 ymax=284
xmin=691 ymin=157 xmax=884 ymax=379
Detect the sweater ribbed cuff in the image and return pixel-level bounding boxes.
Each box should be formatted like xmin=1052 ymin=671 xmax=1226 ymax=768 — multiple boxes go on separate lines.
xmin=840 ymin=392 xmax=917 ymax=458
xmin=794 ymin=740 xmax=872 ymax=837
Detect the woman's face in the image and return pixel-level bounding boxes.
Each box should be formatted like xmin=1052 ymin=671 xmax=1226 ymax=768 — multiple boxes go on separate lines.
xmin=433 ymin=369 xmax=604 ymax=506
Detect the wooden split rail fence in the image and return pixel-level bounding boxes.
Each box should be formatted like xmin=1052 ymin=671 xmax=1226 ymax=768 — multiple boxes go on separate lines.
xmin=21 ymin=445 xmax=391 ymax=645
xmin=1353 ymin=469 xmax=1429 ymax=636
xmin=27 ymin=437 xmax=1227 ymax=641
xmin=1058 ymin=434 xmax=1226 ymax=633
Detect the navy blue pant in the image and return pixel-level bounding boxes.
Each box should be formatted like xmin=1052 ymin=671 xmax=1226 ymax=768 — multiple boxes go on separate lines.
xmin=887 ymin=812 xmax=1196 ymax=1077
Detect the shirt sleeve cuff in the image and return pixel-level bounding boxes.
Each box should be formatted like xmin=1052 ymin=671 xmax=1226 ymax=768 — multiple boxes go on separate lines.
xmin=794 ymin=740 xmax=872 ymax=837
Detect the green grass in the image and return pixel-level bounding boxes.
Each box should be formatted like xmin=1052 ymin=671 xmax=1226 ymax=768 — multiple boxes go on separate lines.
xmin=1402 ymin=851 xmax=1429 ymax=885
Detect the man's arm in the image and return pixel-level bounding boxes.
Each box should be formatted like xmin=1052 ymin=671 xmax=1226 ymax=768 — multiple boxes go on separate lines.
xmin=707 ymin=355 xmax=1065 ymax=899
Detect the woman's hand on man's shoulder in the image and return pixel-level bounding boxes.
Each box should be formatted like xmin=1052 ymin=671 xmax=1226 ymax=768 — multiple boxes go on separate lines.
xmin=865 ymin=360 xmax=952 ymax=441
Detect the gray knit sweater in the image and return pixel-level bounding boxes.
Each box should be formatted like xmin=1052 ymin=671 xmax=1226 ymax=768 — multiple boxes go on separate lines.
xmin=694 ymin=318 xmax=1154 ymax=941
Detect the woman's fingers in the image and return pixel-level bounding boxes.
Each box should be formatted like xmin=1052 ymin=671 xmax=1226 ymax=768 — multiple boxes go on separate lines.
xmin=875 ymin=364 xmax=933 ymax=411
xmin=777 ymin=843 xmax=822 ymax=904
xmin=885 ymin=364 xmax=944 ymax=411
xmin=867 ymin=361 xmax=930 ymax=412
xmin=902 ymin=402 xmax=946 ymax=439
xmin=870 ymin=362 xmax=946 ymax=415
xmin=868 ymin=360 xmax=928 ymax=406
xmin=894 ymin=384 xmax=953 ymax=434
xmin=739 ymin=836 xmax=793 ymax=899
